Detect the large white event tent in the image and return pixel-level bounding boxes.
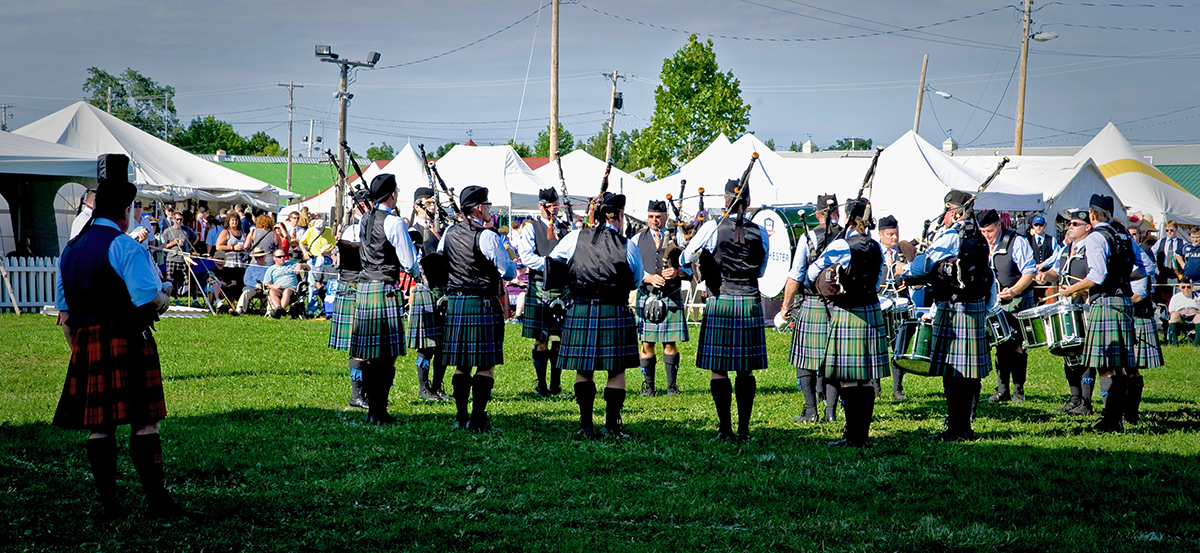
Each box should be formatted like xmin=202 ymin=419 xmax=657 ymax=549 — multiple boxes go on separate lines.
xmin=647 ymin=133 xmax=782 ymax=219
xmin=531 ymin=149 xmax=648 ymax=219
xmin=954 ymin=155 xmax=1125 ymax=232
xmin=1076 ymin=122 xmax=1200 ymax=226
xmin=0 ymin=131 xmax=101 ymax=255
xmin=14 ymin=102 xmax=298 ymax=211
xmin=433 ymin=144 xmax=554 ymax=211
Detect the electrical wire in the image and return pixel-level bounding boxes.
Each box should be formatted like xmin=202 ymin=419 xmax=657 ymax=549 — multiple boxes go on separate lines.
xmin=514 ymin=0 xmax=546 ymax=142
xmin=372 ymin=3 xmax=550 ymax=70
xmin=963 ymin=55 xmax=1022 ymax=146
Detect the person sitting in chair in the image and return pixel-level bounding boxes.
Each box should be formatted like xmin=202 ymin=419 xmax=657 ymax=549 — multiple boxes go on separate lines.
xmin=1168 ymin=279 xmax=1200 ymax=345
xmin=262 ymin=248 xmax=309 ymax=318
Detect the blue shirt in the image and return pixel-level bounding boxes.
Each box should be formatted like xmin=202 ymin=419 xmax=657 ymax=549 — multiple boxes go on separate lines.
xmin=437 ymin=219 xmax=518 ymax=280
xmin=547 ymin=223 xmax=644 ymax=289
xmin=516 ymin=215 xmax=557 ymax=272
xmin=901 ymin=222 xmax=996 ymax=306
xmin=55 ymin=219 xmax=163 ymax=311
xmin=263 ymin=261 xmax=301 ymax=289
xmin=205 ymin=227 xmax=222 ymax=247
xmin=681 ymin=219 xmax=770 ymax=278
xmin=377 ymin=205 xmax=419 ymax=274
xmin=805 ymin=229 xmax=886 ymax=286
xmin=1132 ymin=246 xmax=1156 ymax=298
xmin=1181 ymin=242 xmax=1200 ymax=280
xmin=1082 ymin=222 xmax=1147 ymax=286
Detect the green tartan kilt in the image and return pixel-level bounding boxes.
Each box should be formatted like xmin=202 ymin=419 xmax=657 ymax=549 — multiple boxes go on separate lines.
xmin=349 ymin=281 xmax=406 ymax=360
xmin=823 ymin=303 xmax=891 ymax=381
xmin=442 ymin=294 xmax=505 ymax=368
xmin=406 ymin=285 xmax=444 ymax=350
xmin=558 ymin=301 xmax=640 ymax=372
xmin=790 ymin=296 xmax=830 ymax=371
xmin=636 ymin=287 xmax=689 ymax=344
xmin=1134 ymin=314 xmax=1163 ymax=369
xmin=697 ymin=295 xmax=768 ymax=372
xmin=1083 ymin=296 xmax=1138 ymax=370
xmin=328 ymin=281 xmax=357 ymax=351
xmin=520 ymin=281 xmax=564 ymax=342
xmin=929 ymin=300 xmax=992 ymax=379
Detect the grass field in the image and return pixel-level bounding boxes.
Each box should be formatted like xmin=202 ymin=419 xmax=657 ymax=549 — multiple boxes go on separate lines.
xmin=2 ymin=313 xmax=1200 ymax=552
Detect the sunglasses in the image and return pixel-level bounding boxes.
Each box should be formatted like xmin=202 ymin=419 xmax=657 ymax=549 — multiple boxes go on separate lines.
xmin=274 ymin=254 xmax=285 ymax=258
xmin=1069 ymin=221 xmax=1088 ymax=227
xmin=1032 ymin=223 xmax=1045 ymax=227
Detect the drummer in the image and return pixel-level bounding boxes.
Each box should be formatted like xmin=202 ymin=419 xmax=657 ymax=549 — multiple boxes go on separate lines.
xmin=978 ymin=209 xmax=1036 ymax=404
xmin=1037 ymin=210 xmax=1096 ymax=415
xmin=876 ymin=215 xmax=916 ymax=401
xmin=779 ymin=194 xmax=841 ymax=423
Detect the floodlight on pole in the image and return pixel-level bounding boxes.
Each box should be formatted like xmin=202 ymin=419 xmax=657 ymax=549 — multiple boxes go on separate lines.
xmin=1031 ymin=31 xmax=1059 ymax=42
xmin=315 ymin=44 xmax=381 ymax=226
xmin=928 ymin=86 xmax=952 ymax=100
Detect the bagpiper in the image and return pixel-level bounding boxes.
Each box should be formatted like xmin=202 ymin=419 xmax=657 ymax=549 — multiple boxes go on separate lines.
xmin=634 ymin=199 xmax=689 ymax=396
xmin=330 ymin=202 xmax=367 ymax=409
xmin=407 ymin=186 xmax=450 ymax=401
xmin=515 ymin=188 xmax=570 ymax=397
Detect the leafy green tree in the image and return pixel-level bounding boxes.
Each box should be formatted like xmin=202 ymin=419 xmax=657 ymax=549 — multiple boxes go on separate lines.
xmin=366 ymin=142 xmax=396 ymax=162
xmin=576 ymin=123 xmax=640 ymax=169
xmin=83 ymin=67 xmax=180 ymax=139
xmin=534 ymin=122 xmax=575 ymax=158
xmin=629 ymin=35 xmax=751 ymax=178
xmin=828 ymin=137 xmax=872 ymax=151
xmin=173 ymin=116 xmax=248 ymax=154
xmin=507 ymin=140 xmax=534 ymax=158
xmin=788 ymin=141 xmax=803 ymax=152
xmin=764 ymin=138 xmax=776 ymax=151
xmin=432 ymin=142 xmax=459 ymax=159
xmin=247 ymin=132 xmax=286 ymax=157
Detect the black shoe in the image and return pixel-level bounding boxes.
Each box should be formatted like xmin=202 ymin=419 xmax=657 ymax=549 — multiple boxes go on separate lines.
xmin=347 ymin=397 xmax=369 ymax=410
xmin=666 ymin=384 xmax=680 ymax=396
xmin=1057 ymin=398 xmax=1082 ymax=413
xmin=533 ymin=382 xmax=551 ymax=398
xmin=987 ymin=391 xmax=1011 ymax=403
xmin=736 ymin=432 xmax=752 ymax=444
xmin=433 ymin=388 xmax=452 ymax=401
xmin=548 ymin=387 xmax=567 ymax=398
xmin=601 ymin=426 xmax=633 ymax=440
xmin=822 ymin=414 xmax=837 ymax=423
xmin=453 ymin=420 xmax=469 ymax=431
xmin=365 ymin=413 xmax=398 ymax=425
xmin=1012 ymin=385 xmax=1026 ymax=403
xmin=892 ymin=391 xmax=908 ymax=402
xmin=710 ymin=431 xmax=736 ymax=443
xmin=418 ymin=388 xmax=439 ymax=401
xmin=827 ymin=438 xmax=867 ymax=448
xmin=574 ymin=427 xmax=599 ymax=441
xmin=792 ymin=412 xmax=818 ymax=423
xmin=1092 ymin=419 xmax=1124 ymax=433
xmin=640 ymin=381 xmax=656 ymax=397
xmin=467 ymin=417 xmax=493 ymax=434
xmin=928 ymin=431 xmax=971 ymax=442
xmin=1066 ymin=402 xmax=1094 ymax=416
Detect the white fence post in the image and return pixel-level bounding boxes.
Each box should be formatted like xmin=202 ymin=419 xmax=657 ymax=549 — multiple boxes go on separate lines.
xmin=1 ymin=257 xmax=59 ymax=313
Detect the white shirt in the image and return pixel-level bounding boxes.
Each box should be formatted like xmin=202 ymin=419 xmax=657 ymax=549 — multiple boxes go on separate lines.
xmin=1169 ymin=291 xmax=1200 ymax=314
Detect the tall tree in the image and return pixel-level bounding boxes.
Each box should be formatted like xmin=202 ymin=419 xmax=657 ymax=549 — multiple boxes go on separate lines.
xmin=507 ymin=140 xmax=534 ymax=158
xmin=577 ymin=123 xmax=640 ymax=170
xmin=173 ymin=116 xmax=248 ymax=155
xmin=83 ymin=67 xmax=179 ymax=139
xmin=247 ymin=131 xmax=286 ymax=156
xmin=432 ymin=142 xmax=459 ymax=159
xmin=788 ymin=141 xmax=804 ymax=152
xmin=764 ymin=138 xmax=777 ymax=151
xmin=629 ymin=35 xmax=751 ymax=178
xmin=366 ymin=142 xmax=396 ymax=162
xmin=828 ymin=137 xmax=873 ymax=151
xmin=534 ymin=122 xmax=575 ymax=158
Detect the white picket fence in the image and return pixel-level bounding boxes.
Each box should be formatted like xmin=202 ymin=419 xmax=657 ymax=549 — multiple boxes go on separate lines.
xmin=0 ymin=257 xmax=58 ymax=313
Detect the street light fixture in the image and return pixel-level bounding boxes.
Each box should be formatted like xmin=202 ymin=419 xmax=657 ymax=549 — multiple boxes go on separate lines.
xmin=1031 ymin=31 xmax=1059 ymax=43
xmin=315 ymin=45 xmax=381 ymax=225
xmin=927 ymin=86 xmax=952 ymax=100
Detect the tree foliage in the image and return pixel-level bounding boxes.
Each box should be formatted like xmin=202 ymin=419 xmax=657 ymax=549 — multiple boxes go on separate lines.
xmin=432 ymin=142 xmax=459 ymax=159
xmin=83 ymin=67 xmax=180 ymax=138
xmin=507 ymin=140 xmax=534 ymax=158
xmin=577 ymin=123 xmax=640 ymax=170
xmin=629 ymin=35 xmax=751 ymax=179
xmin=534 ymin=122 xmax=576 ymax=158
xmin=828 ymin=137 xmax=873 ymax=151
xmin=764 ymin=138 xmax=776 ymax=151
xmin=366 ymin=142 xmax=396 ymax=162
xmin=173 ymin=117 xmax=285 ymax=156
xmin=788 ymin=141 xmax=804 ymax=152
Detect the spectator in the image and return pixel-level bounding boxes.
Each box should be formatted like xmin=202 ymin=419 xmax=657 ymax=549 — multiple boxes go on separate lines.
xmin=262 ymin=248 xmax=308 ymax=318
xmin=1176 ymin=226 xmax=1200 ymax=281
xmin=244 ymin=214 xmax=277 ymax=256
xmin=283 ymin=211 xmax=301 ymax=241
xmin=239 ymin=205 xmax=253 ymax=235
xmin=69 ymin=189 xmax=97 ymax=240
xmin=160 ymin=212 xmax=198 ymax=296
xmin=207 ymin=251 xmax=244 ymax=313
xmin=298 ymin=218 xmax=335 ymax=314
xmin=1168 ymin=280 xmax=1200 ymax=345
xmin=7 ymin=237 xmax=34 ymax=259
xmin=203 ymin=216 xmax=222 ymax=256
xmin=236 ymin=247 xmax=271 ymax=314
xmin=215 ymin=216 xmax=248 ymax=267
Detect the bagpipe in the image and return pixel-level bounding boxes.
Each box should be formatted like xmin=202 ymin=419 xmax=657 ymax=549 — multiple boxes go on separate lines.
xmin=813 ymin=147 xmax=884 ymax=299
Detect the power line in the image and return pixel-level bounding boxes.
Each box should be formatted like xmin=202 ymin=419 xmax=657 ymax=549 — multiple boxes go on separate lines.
xmin=1041 ymin=1 xmax=1200 ymax=7
xmin=372 ymin=3 xmax=550 ymax=70
xmin=963 ymin=55 xmax=1022 ymax=146
xmin=1043 ymin=21 xmax=1198 ymax=32
xmin=294 ymin=105 xmax=607 ymax=126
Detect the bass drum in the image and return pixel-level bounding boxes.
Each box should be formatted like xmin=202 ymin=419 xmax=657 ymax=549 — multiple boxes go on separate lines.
xmin=751 ymin=204 xmax=818 ymax=298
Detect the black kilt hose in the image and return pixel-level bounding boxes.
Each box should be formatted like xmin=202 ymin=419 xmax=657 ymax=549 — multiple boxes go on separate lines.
xmin=441 ymin=294 xmax=505 ymax=367
xmin=558 ymin=300 xmax=640 ymax=372
xmin=636 ymin=287 xmax=689 ymax=344
xmin=54 ymin=324 xmax=167 ymax=431
xmin=328 ymin=280 xmax=357 ymax=351
xmin=406 ymin=284 xmax=444 ymax=350
xmin=349 ymin=280 xmax=406 ymax=360
xmin=697 ymin=295 xmax=768 ymax=372
xmin=823 ymin=303 xmax=890 ymax=380
xmin=520 ymin=280 xmax=563 ymax=342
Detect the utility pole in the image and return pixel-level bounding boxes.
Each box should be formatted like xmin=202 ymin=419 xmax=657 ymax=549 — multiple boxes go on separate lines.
xmin=107 ymin=87 xmax=113 ymax=113
xmin=549 ymin=0 xmax=560 ymax=161
xmin=316 ymin=45 xmax=380 ymax=225
xmin=307 ymin=119 xmax=316 ymax=157
xmin=1014 ymin=0 xmax=1032 ymax=155
xmin=601 ymin=70 xmax=626 ymax=162
xmin=913 ymin=55 xmax=928 ymax=133
xmin=0 ymin=104 xmax=13 ymax=132
xmin=278 ymin=81 xmax=304 ymax=193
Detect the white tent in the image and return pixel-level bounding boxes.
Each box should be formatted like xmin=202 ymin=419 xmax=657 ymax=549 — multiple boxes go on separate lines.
xmin=433 ymin=144 xmax=554 ymax=211
xmin=0 ymin=130 xmax=98 ymax=178
xmin=14 ymin=102 xmax=299 ymax=211
xmin=531 ymin=149 xmax=648 ymax=220
xmin=954 ymin=155 xmax=1126 ymax=231
xmin=282 ymin=144 xmax=433 ymax=220
xmin=645 ymin=133 xmax=785 ymax=219
xmin=1076 ymin=122 xmax=1200 ymax=226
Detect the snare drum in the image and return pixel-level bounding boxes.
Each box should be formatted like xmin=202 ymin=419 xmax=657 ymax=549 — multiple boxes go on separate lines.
xmin=893 ymin=311 xmax=934 ymax=376
xmin=1042 ymin=302 xmax=1087 ymax=355
xmin=1015 ymin=304 xmax=1052 ymax=349
xmin=879 ymin=296 xmax=912 ymax=339
xmin=985 ymin=306 xmax=1016 ymax=348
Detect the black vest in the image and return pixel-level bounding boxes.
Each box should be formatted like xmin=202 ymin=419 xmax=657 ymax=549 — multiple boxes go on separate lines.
xmin=991 ymin=230 xmax=1026 ymax=289
xmin=336 ymin=238 xmax=362 ymax=283
xmin=1030 ymin=233 xmax=1055 ymax=265
xmin=836 ymin=233 xmax=882 ymax=308
xmin=60 ymin=224 xmax=145 ymax=328
xmin=528 ymin=217 xmax=561 ymax=283
xmin=713 ymin=218 xmax=765 ymax=297
xmin=1090 ymin=223 xmax=1134 ymax=299
xmin=444 ymin=222 xmax=500 ymax=295
xmin=933 ymin=224 xmax=994 ymax=304
xmin=359 ymin=208 xmax=402 ymax=284
xmin=416 ymin=220 xmax=440 ymax=257
xmin=637 ymin=228 xmax=681 ymax=295
xmin=568 ymin=226 xmax=634 ymax=304
xmin=1059 ymin=241 xmax=1089 ymax=305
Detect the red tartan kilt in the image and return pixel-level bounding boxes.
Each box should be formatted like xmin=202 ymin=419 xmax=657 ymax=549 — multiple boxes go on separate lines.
xmin=52 ymin=324 xmax=167 ymax=430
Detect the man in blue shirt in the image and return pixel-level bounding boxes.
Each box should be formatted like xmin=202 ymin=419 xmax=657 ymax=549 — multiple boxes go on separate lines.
xmin=1175 ymin=226 xmax=1200 ymax=282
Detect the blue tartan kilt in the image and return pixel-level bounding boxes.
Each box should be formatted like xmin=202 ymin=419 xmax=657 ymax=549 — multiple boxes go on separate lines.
xmin=520 ymin=281 xmax=564 ymax=342
xmin=442 ymin=294 xmax=505 ymax=368
xmin=558 ymin=300 xmax=640 ymax=372
xmin=328 ymin=281 xmax=357 ymax=351
xmin=823 ymin=302 xmax=891 ymax=381
xmin=636 ymin=287 xmax=689 ymax=344
xmin=349 ymin=281 xmax=406 ymax=360
xmin=1083 ymin=296 xmax=1138 ymax=371
xmin=406 ymin=285 xmax=443 ymax=350
xmin=929 ymin=300 xmax=992 ymax=379
xmin=790 ymin=295 xmax=830 ymax=371
xmin=1134 ymin=315 xmax=1163 ymax=369
xmin=697 ymin=295 xmax=768 ymax=372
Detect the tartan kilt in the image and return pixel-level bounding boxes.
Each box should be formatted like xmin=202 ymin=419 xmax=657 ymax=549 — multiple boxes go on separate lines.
xmin=1134 ymin=315 xmax=1163 ymax=369
xmin=53 ymin=324 xmax=167 ymax=431
xmin=697 ymin=295 xmax=768 ymax=372
xmin=328 ymin=281 xmax=357 ymax=351
xmin=823 ymin=303 xmax=891 ymax=381
xmin=929 ymin=300 xmax=992 ymax=379
xmin=520 ymin=281 xmax=563 ymax=342
xmin=1083 ymin=296 xmax=1138 ymax=370
xmin=349 ymin=281 xmax=406 ymax=360
xmin=442 ymin=294 xmax=505 ymax=368
xmin=406 ymin=285 xmax=444 ymax=350
xmin=558 ymin=301 xmax=640 ymax=372
xmin=636 ymin=288 xmax=689 ymax=344
xmin=790 ymin=296 xmax=830 ymax=371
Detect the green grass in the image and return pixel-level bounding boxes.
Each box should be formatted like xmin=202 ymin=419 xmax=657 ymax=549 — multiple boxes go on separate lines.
xmin=215 ymin=162 xmax=336 ymax=198
xmin=2 ymin=313 xmax=1200 ymax=552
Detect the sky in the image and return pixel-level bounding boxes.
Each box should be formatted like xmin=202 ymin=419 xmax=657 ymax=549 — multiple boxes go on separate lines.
xmin=3 ymin=0 xmax=1199 ymax=157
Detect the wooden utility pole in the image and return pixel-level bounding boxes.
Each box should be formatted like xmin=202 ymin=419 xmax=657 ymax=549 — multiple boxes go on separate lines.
xmin=1014 ymin=0 xmax=1032 ymax=155
xmin=106 ymin=87 xmax=113 ymax=113
xmin=549 ymin=0 xmax=560 ymax=161
xmin=336 ymin=65 xmax=349 ymax=225
xmin=0 ymin=104 xmax=13 ymax=132
xmin=602 ymin=70 xmax=626 ymax=162
xmin=913 ymin=55 xmax=929 ymax=133
xmin=278 ymin=81 xmax=304 ymax=193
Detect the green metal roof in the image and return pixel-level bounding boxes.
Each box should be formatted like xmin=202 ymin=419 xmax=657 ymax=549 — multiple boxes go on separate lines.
xmin=1160 ymin=165 xmax=1200 ymax=199
xmin=210 ymin=161 xmax=336 ymax=199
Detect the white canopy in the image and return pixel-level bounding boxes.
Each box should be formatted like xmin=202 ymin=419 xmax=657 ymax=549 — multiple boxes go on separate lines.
xmin=282 ymin=144 xmax=433 ymax=220
xmin=14 ymin=102 xmax=298 ymax=211
xmin=954 ymin=155 xmax=1126 ymax=230
xmin=531 ymin=149 xmax=649 ymax=220
xmin=433 ymin=144 xmax=554 ymax=211
xmin=646 ymin=133 xmax=783 ymax=220
xmin=0 ymin=130 xmax=97 ymax=178
xmin=1076 ymin=122 xmax=1200 ymax=226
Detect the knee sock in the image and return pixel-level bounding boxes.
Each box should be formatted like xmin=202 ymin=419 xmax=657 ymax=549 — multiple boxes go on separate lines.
xmin=961 ymin=378 xmax=981 ymax=434
xmin=711 ymin=378 xmax=734 ymax=435
xmin=1101 ymin=375 xmax=1128 ymax=425
xmin=470 ymin=374 xmax=494 ymax=428
xmin=841 ymin=386 xmax=874 ymax=443
xmin=86 ymin=436 xmax=119 ymax=508
xmin=1065 ymin=364 xmax=1085 ymax=402
xmin=367 ymin=359 xmax=396 ymax=419
xmin=824 ymin=379 xmax=840 ymax=421
xmin=797 ymin=369 xmax=818 ymax=415
xmin=349 ymin=358 xmax=364 ymax=383
xmin=640 ymin=357 xmax=656 ymax=388
xmin=452 ymin=373 xmax=472 ymax=425
xmin=129 ymin=433 xmax=171 ymax=507
xmin=532 ymin=348 xmax=549 ymax=390
xmin=549 ymin=345 xmax=562 ymax=392
xmin=1081 ymin=368 xmax=1096 ymax=405
xmin=1126 ymin=375 xmax=1145 ymax=423
xmin=575 ymin=381 xmax=596 ymax=429
xmin=415 ymin=353 xmax=431 ymax=393
xmin=734 ymin=373 xmax=756 ymax=436
xmin=994 ymin=362 xmax=1012 ymax=393
xmin=1011 ymin=351 xmax=1028 ymax=387
xmin=604 ymin=386 xmax=626 ymax=431
xmin=859 ymin=387 xmax=877 ymax=442
xmin=664 ymin=353 xmax=681 ymax=389
xmin=1099 ymin=375 xmax=1113 ymax=406
xmin=891 ymin=365 xmax=905 ymax=394
xmin=1168 ymin=323 xmax=1179 ymax=345
xmin=431 ymin=354 xmax=447 ymax=393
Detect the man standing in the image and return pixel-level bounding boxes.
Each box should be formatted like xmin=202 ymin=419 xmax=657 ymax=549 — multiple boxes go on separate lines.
xmin=1029 ymin=215 xmax=1055 ymax=267
xmin=1156 ymin=220 xmax=1183 ymax=303
xmin=330 ymin=204 xmax=367 ymax=409
xmin=439 ymin=186 xmax=517 ymax=432
xmin=160 ymin=211 xmax=196 ymax=297
xmin=350 ymin=174 xmax=420 ymax=425
xmin=634 ymin=199 xmax=688 ymax=396
xmin=69 ymin=189 xmax=96 ymax=240
xmin=516 ymin=188 xmax=570 ymax=397
xmin=978 ymin=209 xmax=1036 ymax=403
xmin=1175 ymin=227 xmax=1200 ymax=282
xmin=407 ymin=187 xmax=450 ymax=401
xmin=53 ymin=154 xmax=190 ymax=518
xmin=1038 ymin=211 xmax=1096 ymax=415
xmin=549 ymin=192 xmax=642 ymax=439
xmin=876 ymin=214 xmax=913 ymax=401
